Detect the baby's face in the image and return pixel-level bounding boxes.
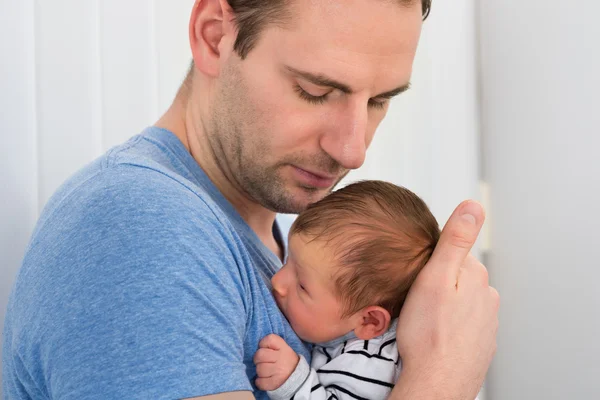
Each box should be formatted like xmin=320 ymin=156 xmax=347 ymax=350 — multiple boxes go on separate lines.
xmin=271 ymin=233 xmax=359 ymax=343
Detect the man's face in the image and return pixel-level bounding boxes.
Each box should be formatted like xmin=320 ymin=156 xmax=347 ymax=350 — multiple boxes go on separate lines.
xmin=209 ymin=0 xmax=423 ymax=213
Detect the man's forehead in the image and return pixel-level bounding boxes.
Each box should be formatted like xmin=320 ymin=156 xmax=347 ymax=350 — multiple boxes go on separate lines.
xmin=270 ymin=0 xmax=422 ymax=92
xmin=286 ymin=0 xmax=423 ymax=44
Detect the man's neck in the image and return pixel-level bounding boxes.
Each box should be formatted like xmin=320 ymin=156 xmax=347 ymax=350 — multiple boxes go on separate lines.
xmin=155 ymin=93 xmax=283 ymax=261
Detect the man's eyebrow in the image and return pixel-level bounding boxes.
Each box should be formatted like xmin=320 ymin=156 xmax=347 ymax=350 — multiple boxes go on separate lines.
xmin=286 ymin=66 xmax=353 ymax=94
xmin=374 ymin=83 xmax=411 ymax=99
xmin=285 ymin=66 xmax=411 ymax=99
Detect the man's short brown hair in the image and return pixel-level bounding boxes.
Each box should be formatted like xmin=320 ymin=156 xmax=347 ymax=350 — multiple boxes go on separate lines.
xmin=228 ymin=0 xmax=433 ymax=59
xmin=291 ymin=180 xmax=440 ymax=318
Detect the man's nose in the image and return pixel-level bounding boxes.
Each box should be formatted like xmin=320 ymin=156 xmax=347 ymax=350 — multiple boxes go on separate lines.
xmin=320 ymin=102 xmax=368 ymax=170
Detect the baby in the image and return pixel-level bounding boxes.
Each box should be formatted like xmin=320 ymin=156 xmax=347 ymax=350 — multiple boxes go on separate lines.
xmin=254 ymin=180 xmax=441 ymax=399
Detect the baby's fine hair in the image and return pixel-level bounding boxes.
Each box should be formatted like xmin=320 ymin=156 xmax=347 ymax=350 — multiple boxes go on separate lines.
xmin=291 ymin=180 xmax=440 ymax=318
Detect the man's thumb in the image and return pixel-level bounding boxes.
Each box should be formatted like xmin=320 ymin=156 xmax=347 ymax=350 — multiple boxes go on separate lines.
xmin=428 ymin=200 xmax=485 ymax=276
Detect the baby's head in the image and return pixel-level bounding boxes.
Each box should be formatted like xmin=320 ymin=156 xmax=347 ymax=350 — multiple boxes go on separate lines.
xmin=272 ymin=180 xmax=440 ymax=344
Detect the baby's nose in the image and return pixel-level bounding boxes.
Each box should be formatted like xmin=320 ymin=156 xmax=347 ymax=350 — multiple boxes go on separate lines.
xmin=271 ymin=272 xmax=287 ymax=297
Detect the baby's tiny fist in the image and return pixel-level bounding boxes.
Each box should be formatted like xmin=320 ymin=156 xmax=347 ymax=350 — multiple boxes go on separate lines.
xmin=254 ymin=334 xmax=300 ymax=391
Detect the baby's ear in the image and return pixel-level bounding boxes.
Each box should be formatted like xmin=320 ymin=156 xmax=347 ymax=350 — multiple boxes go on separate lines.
xmin=353 ymin=306 xmax=391 ymax=340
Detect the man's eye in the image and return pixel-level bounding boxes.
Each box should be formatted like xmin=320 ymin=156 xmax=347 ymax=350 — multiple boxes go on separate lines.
xmin=368 ymin=98 xmax=388 ymax=110
xmin=299 ymin=283 xmax=307 ymax=292
xmin=294 ymin=85 xmax=328 ymax=105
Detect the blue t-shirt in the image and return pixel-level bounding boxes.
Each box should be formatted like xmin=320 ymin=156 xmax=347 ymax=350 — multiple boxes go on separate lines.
xmin=2 ymin=127 xmax=310 ymax=399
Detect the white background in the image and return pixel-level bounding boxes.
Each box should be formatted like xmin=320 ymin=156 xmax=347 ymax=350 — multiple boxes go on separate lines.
xmin=2 ymin=0 xmax=598 ymax=398
xmin=479 ymin=1 xmax=600 ymax=398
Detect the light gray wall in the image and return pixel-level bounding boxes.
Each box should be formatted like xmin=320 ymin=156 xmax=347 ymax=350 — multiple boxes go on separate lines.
xmin=479 ymin=1 xmax=600 ymax=398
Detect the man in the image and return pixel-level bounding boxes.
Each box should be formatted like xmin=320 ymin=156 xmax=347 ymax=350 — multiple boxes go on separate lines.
xmin=3 ymin=0 xmax=499 ymax=399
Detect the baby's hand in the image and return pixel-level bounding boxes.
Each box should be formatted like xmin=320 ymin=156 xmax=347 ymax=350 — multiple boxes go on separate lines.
xmin=253 ymin=334 xmax=300 ymax=391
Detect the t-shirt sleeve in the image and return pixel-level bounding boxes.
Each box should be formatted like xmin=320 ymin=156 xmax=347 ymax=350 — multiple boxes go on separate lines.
xmin=35 ymin=166 xmax=253 ymax=399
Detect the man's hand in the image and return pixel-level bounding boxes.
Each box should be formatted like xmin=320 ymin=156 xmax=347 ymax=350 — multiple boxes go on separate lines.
xmin=253 ymin=334 xmax=300 ymax=391
xmin=395 ymin=200 xmax=499 ymax=400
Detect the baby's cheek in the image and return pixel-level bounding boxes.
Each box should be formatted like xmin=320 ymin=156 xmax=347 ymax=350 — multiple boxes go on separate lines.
xmin=290 ymin=304 xmax=310 ymax=332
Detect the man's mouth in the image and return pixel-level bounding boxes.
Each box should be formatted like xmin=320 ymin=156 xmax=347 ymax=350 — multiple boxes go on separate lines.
xmin=292 ymin=166 xmax=337 ymax=189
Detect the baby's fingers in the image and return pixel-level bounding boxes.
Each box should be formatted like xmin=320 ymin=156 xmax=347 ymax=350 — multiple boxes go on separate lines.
xmin=256 ymin=376 xmax=280 ymax=392
xmin=253 ymin=348 xmax=279 ymax=365
xmin=259 ymin=334 xmax=286 ymax=350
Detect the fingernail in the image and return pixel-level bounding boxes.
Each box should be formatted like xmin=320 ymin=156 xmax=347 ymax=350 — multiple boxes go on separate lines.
xmin=460 ymin=201 xmax=481 ymax=225
xmin=461 ymin=213 xmax=476 ymax=225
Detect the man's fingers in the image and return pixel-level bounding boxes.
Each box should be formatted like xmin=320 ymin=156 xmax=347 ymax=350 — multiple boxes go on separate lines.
xmin=428 ymin=200 xmax=485 ymax=277
xmin=259 ymin=334 xmax=284 ymax=350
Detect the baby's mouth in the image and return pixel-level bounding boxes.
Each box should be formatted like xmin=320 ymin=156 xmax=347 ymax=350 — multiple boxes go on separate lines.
xmin=273 ymin=291 xmax=282 ymax=307
xmin=273 ymin=292 xmax=287 ymax=316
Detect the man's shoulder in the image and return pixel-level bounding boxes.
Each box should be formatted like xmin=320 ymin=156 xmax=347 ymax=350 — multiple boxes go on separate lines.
xmin=12 ymin=143 xmax=253 ymax=334
xmin=16 ymin=141 xmax=250 ymax=315
xmin=38 ymin=165 xmax=236 ymax=267
xmin=39 ymin=138 xmax=229 ymax=241
xmin=5 ymin=157 xmax=256 ymax=397
xmin=3 ymin=131 xmax=281 ymax=400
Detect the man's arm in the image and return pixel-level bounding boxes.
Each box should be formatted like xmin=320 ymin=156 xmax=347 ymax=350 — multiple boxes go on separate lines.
xmin=390 ymin=201 xmax=499 ymax=400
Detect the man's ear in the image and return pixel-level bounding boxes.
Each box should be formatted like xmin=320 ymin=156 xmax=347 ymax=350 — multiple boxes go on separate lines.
xmin=353 ymin=306 xmax=391 ymax=340
xmin=189 ymin=0 xmax=236 ymax=78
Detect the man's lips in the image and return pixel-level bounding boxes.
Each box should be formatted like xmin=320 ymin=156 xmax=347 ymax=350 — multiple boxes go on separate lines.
xmin=291 ymin=166 xmax=337 ymax=189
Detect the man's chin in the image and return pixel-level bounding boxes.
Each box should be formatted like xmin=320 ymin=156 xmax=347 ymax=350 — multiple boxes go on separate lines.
xmin=258 ymin=182 xmax=335 ymax=214
xmin=287 ymin=186 xmax=333 ymax=212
